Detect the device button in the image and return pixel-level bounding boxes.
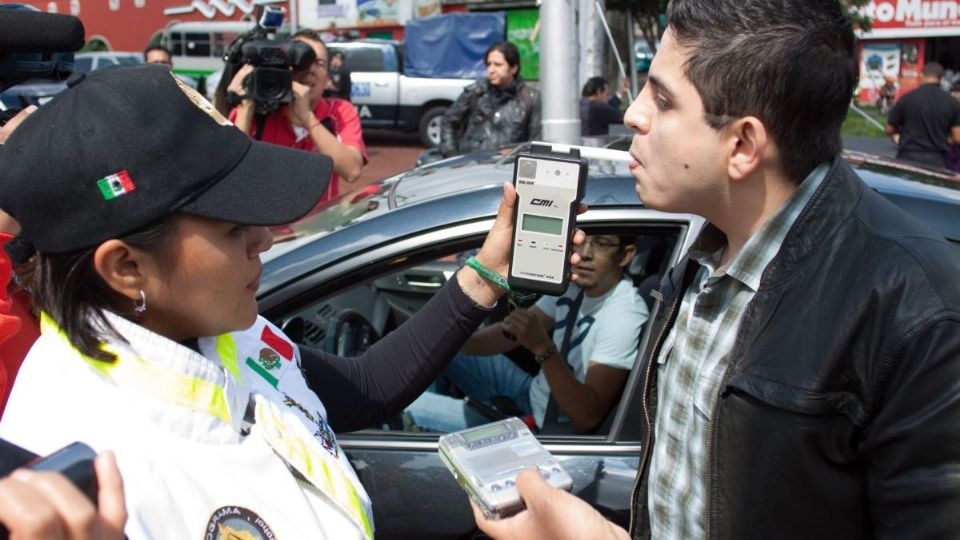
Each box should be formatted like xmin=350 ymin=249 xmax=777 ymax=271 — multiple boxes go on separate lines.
xmin=491 ymin=483 xmax=502 ymax=492
xmin=505 ymin=480 xmax=516 ymax=488
xmin=539 ymin=468 xmax=551 ymax=479
xmin=552 ymin=467 xmax=561 ymax=475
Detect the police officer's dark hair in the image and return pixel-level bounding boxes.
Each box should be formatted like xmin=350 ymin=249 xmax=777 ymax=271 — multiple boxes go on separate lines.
xmin=667 ymin=0 xmax=857 ymax=184
xmin=485 ymin=41 xmax=521 ymax=71
xmin=582 ymin=76 xmax=608 ymax=97
xmin=31 ymin=216 xmax=179 ymax=362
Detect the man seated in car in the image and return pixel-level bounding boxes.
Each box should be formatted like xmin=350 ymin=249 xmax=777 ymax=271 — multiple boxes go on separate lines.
xmin=406 ymin=234 xmax=648 ymax=434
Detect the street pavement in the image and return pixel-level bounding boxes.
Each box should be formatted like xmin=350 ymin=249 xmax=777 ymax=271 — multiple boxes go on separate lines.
xmin=357 ymin=129 xmax=425 ymax=188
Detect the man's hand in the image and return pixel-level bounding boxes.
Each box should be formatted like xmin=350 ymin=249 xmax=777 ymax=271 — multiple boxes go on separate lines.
xmin=226 ymin=64 xmax=254 ymax=98
xmin=472 ymin=468 xmax=629 ymax=540
xmin=616 ymin=78 xmax=631 ymax=100
xmin=0 ymin=105 xmax=36 ymax=145
xmin=0 ymin=452 xmax=127 ymax=540
xmin=288 ymin=81 xmax=315 ymax=128
xmin=502 ymin=309 xmax=551 ymax=353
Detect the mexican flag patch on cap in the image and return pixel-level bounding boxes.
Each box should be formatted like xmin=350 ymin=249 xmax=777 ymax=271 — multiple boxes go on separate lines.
xmin=97 ymin=170 xmax=136 ymax=200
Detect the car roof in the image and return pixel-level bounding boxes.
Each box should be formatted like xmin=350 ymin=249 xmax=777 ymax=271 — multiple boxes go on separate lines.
xmin=260 ymin=142 xmax=960 ymax=296
xmin=74 ymin=51 xmax=141 ymax=58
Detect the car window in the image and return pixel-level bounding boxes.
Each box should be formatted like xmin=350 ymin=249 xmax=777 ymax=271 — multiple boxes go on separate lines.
xmin=74 ymin=57 xmax=93 ymax=72
xmin=344 ymin=46 xmax=387 ymax=72
xmin=276 ymin=225 xmax=681 ymax=438
xmin=184 ymin=32 xmax=212 ymax=57
xmin=116 ymin=55 xmax=141 ymax=66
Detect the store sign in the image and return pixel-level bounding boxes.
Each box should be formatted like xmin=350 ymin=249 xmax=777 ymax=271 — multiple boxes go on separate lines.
xmin=861 ymin=1 xmax=960 ymax=35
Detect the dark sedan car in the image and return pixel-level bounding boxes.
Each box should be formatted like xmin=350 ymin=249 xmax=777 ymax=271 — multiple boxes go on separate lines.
xmin=257 ymin=141 xmax=960 ymax=539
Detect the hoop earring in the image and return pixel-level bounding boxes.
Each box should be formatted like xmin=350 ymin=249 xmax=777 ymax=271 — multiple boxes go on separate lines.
xmin=134 ymin=289 xmax=147 ymax=314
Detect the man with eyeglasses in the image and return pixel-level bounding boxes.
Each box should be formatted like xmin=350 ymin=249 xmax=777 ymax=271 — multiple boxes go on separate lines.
xmin=226 ymin=29 xmax=367 ymax=205
xmin=406 ymin=234 xmax=649 ymax=434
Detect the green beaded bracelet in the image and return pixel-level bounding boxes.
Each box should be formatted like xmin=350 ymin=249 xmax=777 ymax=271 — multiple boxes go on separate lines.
xmin=464 ymin=256 xmax=510 ymax=291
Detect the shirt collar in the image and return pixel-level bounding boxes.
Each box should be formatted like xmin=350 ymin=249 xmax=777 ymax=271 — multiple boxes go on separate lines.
xmin=689 ymin=163 xmax=829 ymax=291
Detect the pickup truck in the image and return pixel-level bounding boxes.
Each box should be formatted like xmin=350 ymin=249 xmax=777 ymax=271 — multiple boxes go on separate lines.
xmin=326 ymin=39 xmax=473 ymax=147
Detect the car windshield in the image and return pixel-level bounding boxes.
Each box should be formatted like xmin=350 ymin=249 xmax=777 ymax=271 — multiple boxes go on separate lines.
xmin=116 ymin=55 xmax=142 ymax=66
xmin=268 ymin=177 xmax=396 ymax=251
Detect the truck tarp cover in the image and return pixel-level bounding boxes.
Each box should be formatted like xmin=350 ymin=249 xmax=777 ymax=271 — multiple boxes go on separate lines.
xmin=404 ymin=12 xmax=505 ymax=79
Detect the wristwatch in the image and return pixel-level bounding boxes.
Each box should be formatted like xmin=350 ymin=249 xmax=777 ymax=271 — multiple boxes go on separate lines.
xmin=533 ymin=344 xmax=558 ymax=365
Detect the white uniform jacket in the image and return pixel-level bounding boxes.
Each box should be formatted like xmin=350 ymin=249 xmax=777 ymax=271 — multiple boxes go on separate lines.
xmin=0 ymin=312 xmax=374 ymax=540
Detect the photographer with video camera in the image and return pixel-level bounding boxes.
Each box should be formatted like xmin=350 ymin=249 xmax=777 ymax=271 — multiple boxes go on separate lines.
xmin=226 ymin=25 xmax=366 ymax=205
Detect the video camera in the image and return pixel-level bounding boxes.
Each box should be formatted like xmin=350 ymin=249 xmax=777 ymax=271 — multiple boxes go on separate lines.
xmin=224 ymin=6 xmax=316 ymax=116
xmin=0 ymin=4 xmax=84 ymax=125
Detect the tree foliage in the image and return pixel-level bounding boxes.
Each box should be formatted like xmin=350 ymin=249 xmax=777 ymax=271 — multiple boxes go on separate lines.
xmin=604 ymin=0 xmax=874 ymax=53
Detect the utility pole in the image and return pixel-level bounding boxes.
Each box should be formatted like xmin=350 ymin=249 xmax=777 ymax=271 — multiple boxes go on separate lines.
xmin=540 ymin=0 xmax=581 ymax=144
xmin=578 ymin=0 xmax=604 ymax=87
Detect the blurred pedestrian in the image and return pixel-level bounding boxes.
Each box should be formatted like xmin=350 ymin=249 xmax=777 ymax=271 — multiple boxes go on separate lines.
xmin=439 ymin=41 xmax=540 ymax=158
xmin=885 ymin=62 xmax=960 ymax=168
xmin=580 ymin=76 xmax=629 ymax=136
xmin=324 ymin=50 xmax=352 ymax=102
xmin=143 ymin=45 xmax=172 ymax=68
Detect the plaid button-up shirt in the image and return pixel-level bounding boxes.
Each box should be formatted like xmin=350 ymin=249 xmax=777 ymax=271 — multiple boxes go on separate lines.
xmin=647 ymin=165 xmax=828 ymax=539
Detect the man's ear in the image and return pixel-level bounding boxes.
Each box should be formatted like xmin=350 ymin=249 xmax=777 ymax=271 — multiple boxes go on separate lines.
xmin=727 ymin=116 xmax=768 ymax=181
xmin=619 ymin=243 xmax=638 ymax=270
xmin=92 ymin=240 xmax=145 ymax=303
xmin=510 ymin=64 xmax=519 ymax=77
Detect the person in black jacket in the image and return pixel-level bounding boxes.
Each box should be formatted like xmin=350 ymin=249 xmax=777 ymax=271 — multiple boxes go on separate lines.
xmin=579 ymin=76 xmax=629 ymax=136
xmin=438 ymin=41 xmax=541 ymax=158
xmin=884 ymin=61 xmax=960 ymax=168
xmin=473 ymin=1 xmax=960 ymax=539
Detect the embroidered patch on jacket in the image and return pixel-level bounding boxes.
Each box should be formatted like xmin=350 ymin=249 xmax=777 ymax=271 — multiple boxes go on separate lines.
xmin=260 ymin=326 xmax=294 ymax=361
xmin=257 ymin=347 xmax=282 ymax=371
xmin=283 ymin=394 xmax=338 ymax=458
xmin=204 ymin=506 xmax=275 ymax=540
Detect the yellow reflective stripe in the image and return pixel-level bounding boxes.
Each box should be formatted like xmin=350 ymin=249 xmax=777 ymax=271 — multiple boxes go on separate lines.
xmin=255 ymin=398 xmax=373 ymax=539
xmin=39 ymin=312 xmax=233 ymax=425
xmin=216 ymin=334 xmax=242 ymax=383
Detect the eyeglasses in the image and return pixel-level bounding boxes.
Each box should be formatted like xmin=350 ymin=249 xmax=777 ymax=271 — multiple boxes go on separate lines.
xmin=577 ymin=237 xmax=622 ymax=251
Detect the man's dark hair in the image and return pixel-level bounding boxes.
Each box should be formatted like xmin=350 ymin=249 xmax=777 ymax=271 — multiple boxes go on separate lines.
xmin=292 ymin=29 xmax=324 ymax=44
xmin=330 ymin=50 xmax=344 ymax=61
xmin=582 ymin=76 xmax=608 ymax=97
xmin=667 ymin=0 xmax=858 ymax=184
xmin=143 ymin=44 xmax=172 ymax=62
xmin=922 ymin=61 xmax=944 ymax=79
xmin=31 ymin=216 xmax=179 ymax=362
xmin=485 ymin=41 xmax=521 ymax=71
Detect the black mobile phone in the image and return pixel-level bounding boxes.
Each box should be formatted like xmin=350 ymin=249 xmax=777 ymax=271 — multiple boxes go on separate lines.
xmin=0 ymin=438 xmax=98 ymax=540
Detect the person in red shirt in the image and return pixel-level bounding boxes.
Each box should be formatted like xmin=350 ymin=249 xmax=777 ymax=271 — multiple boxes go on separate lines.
xmin=227 ymin=30 xmax=367 ymax=205
xmin=0 ymin=108 xmax=41 ymax=416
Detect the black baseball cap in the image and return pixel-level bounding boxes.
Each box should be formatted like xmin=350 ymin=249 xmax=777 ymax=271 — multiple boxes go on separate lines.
xmin=0 ymin=64 xmax=332 ymax=254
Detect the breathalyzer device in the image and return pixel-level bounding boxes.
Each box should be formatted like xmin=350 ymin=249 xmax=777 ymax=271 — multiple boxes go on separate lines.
xmin=438 ymin=417 xmax=573 ymax=520
xmin=508 ymin=143 xmax=588 ymax=296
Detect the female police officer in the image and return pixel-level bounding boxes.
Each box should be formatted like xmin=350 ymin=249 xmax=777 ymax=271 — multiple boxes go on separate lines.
xmin=0 ymin=65 xmax=571 ymax=539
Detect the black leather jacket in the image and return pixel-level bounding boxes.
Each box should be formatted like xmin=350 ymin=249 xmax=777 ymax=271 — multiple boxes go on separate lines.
xmin=438 ymin=77 xmax=541 ymax=158
xmin=630 ymin=157 xmax=960 ymax=539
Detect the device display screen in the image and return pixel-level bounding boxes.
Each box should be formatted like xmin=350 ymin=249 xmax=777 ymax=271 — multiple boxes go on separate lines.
xmin=521 ymin=214 xmax=563 ymax=236
xmin=462 ymin=422 xmax=510 ymax=443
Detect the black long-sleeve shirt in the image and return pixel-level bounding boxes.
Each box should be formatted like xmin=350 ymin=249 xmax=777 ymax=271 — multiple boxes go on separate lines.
xmin=298 ymin=273 xmax=491 ymax=432
xmin=580 ymin=95 xmax=624 ymax=136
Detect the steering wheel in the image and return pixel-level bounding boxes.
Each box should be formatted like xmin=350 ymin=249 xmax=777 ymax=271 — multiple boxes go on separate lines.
xmin=324 ymin=309 xmax=381 ymax=356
